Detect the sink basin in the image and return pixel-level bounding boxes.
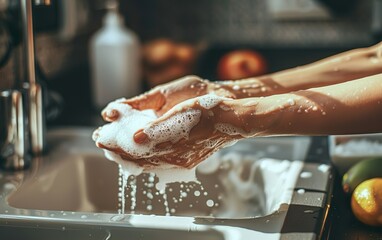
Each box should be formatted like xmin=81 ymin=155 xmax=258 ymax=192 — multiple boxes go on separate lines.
xmin=0 ymin=128 xmax=332 ymax=240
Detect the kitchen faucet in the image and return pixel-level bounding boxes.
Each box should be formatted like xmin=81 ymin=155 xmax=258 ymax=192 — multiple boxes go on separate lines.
xmin=0 ymin=0 xmax=50 ymax=170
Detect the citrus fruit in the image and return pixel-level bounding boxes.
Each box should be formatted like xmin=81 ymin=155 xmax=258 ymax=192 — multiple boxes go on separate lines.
xmin=351 ymin=178 xmax=382 ymax=226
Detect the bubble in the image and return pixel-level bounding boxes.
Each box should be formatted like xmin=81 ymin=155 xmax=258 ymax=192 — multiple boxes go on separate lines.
xmin=180 ymin=192 xmax=188 ymax=198
xmin=206 ymin=200 xmax=214 ymax=207
xmin=287 ymin=98 xmax=295 ymax=106
xmin=300 ymin=172 xmax=312 ymax=178
xmin=110 ymin=215 xmax=125 ymax=222
xmin=318 ymin=164 xmax=330 ymax=172
xmin=297 ymin=189 xmax=305 ymax=194
xmin=146 ymin=192 xmax=153 ymax=199
xmin=194 ymin=190 xmax=201 ymax=197
xmin=232 ymin=85 xmax=240 ymax=90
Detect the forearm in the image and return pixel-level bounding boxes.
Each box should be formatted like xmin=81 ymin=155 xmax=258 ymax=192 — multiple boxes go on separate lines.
xmin=221 ymin=74 xmax=382 ymax=137
xmin=212 ymin=43 xmax=382 ymax=98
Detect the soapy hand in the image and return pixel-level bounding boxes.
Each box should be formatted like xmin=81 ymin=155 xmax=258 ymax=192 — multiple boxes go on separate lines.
xmin=132 ymin=95 xmax=245 ymax=168
xmin=94 ymin=94 xmax=244 ymax=169
xmin=102 ymin=75 xmax=235 ymax=122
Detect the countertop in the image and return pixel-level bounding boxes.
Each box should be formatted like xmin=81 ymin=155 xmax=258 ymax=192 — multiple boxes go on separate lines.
xmin=307 ymin=138 xmax=382 ymax=240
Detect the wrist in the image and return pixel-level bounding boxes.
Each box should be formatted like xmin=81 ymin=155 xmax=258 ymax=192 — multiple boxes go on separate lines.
xmin=211 ymin=97 xmax=275 ymax=138
xmin=225 ymin=95 xmax=297 ymax=137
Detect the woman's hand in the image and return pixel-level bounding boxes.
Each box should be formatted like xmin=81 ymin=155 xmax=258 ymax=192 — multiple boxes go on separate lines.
xmin=102 ymin=75 xmax=235 ymax=122
xmin=97 ymin=94 xmax=245 ymax=169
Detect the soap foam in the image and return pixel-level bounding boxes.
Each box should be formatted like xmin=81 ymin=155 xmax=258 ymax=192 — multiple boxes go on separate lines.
xmin=198 ymin=151 xmax=303 ymax=218
xmin=197 ymin=94 xmax=229 ymax=109
xmin=214 ymin=123 xmax=247 ymax=137
xmin=95 ymin=98 xmax=202 ymax=160
xmin=94 ymin=98 xmax=202 ymax=190
xmin=145 ymin=109 xmax=201 ymax=145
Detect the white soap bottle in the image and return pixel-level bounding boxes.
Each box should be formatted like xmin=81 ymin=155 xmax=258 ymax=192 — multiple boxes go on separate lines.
xmin=90 ymin=3 xmax=141 ymax=109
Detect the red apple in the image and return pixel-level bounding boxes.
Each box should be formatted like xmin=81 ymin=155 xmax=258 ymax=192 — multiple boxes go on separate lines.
xmin=217 ymin=50 xmax=267 ymax=80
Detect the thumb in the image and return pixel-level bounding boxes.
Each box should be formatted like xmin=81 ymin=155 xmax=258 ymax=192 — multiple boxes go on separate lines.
xmin=123 ymin=90 xmax=165 ymax=111
xmin=134 ymin=129 xmax=149 ymax=144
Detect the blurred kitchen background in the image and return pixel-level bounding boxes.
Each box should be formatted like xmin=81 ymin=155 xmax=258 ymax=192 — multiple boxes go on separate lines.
xmin=0 ymin=0 xmax=380 ymax=126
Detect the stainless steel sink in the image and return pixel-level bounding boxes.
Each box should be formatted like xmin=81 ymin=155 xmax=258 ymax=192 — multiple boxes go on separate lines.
xmin=0 ymin=128 xmax=332 ymax=240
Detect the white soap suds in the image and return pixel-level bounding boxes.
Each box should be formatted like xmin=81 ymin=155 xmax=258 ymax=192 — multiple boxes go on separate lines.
xmin=198 ymin=151 xmax=303 ymax=218
xmin=232 ymin=85 xmax=240 ymax=91
xmin=96 ymin=98 xmax=203 ymax=159
xmin=145 ymin=109 xmax=201 ymax=145
xmin=215 ymin=123 xmax=247 ymax=137
xmin=197 ymin=94 xmax=229 ymax=110
xmin=333 ymin=138 xmax=382 ymax=156
xmin=94 ymin=98 xmax=202 ymax=190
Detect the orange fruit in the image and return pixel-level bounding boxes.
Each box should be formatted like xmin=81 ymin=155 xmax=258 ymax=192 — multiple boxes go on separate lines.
xmin=351 ymin=178 xmax=382 ymax=226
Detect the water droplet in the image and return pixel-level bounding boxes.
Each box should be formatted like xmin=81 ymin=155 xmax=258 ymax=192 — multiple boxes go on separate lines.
xmin=297 ymin=189 xmax=305 ymax=194
xmin=194 ymin=190 xmax=201 ymax=197
xmin=203 ymin=192 xmax=208 ymax=196
xmin=304 ymin=210 xmax=315 ymax=214
xmin=232 ymin=85 xmax=240 ymax=91
xmin=300 ymin=172 xmax=312 ymax=178
xmin=206 ymin=199 xmax=214 ymax=207
xmin=4 ymin=183 xmax=15 ymax=190
xmin=318 ymin=164 xmax=330 ymax=172
xmin=110 ymin=215 xmax=125 ymax=222
xmin=146 ymin=192 xmax=153 ymax=199
xmin=287 ymin=98 xmax=295 ymax=106
xmin=81 ymin=215 xmax=87 ymax=219
xmin=146 ymin=205 xmax=153 ymax=211
xmin=312 ymin=106 xmax=318 ymax=111
xmin=180 ymin=192 xmax=187 ymax=198
xmin=61 ymin=226 xmax=66 ymax=231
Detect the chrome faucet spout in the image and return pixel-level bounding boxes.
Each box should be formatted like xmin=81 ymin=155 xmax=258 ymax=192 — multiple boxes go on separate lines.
xmin=0 ymin=0 xmax=47 ymax=170
xmin=20 ymin=0 xmax=46 ymax=155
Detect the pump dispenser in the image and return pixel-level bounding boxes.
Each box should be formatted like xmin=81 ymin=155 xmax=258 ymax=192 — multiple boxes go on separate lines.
xmin=90 ymin=1 xmax=141 ymax=109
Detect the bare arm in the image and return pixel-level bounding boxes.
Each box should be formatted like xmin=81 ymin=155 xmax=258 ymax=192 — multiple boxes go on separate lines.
xmin=95 ymin=74 xmax=382 ymax=169
xmin=104 ymin=42 xmax=382 ymax=121
xmin=214 ymin=42 xmax=382 ymax=98
xmin=225 ymin=74 xmax=382 ymax=136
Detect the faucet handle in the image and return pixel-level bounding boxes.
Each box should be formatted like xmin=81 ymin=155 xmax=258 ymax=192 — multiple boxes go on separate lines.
xmin=0 ymin=90 xmax=31 ymax=170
